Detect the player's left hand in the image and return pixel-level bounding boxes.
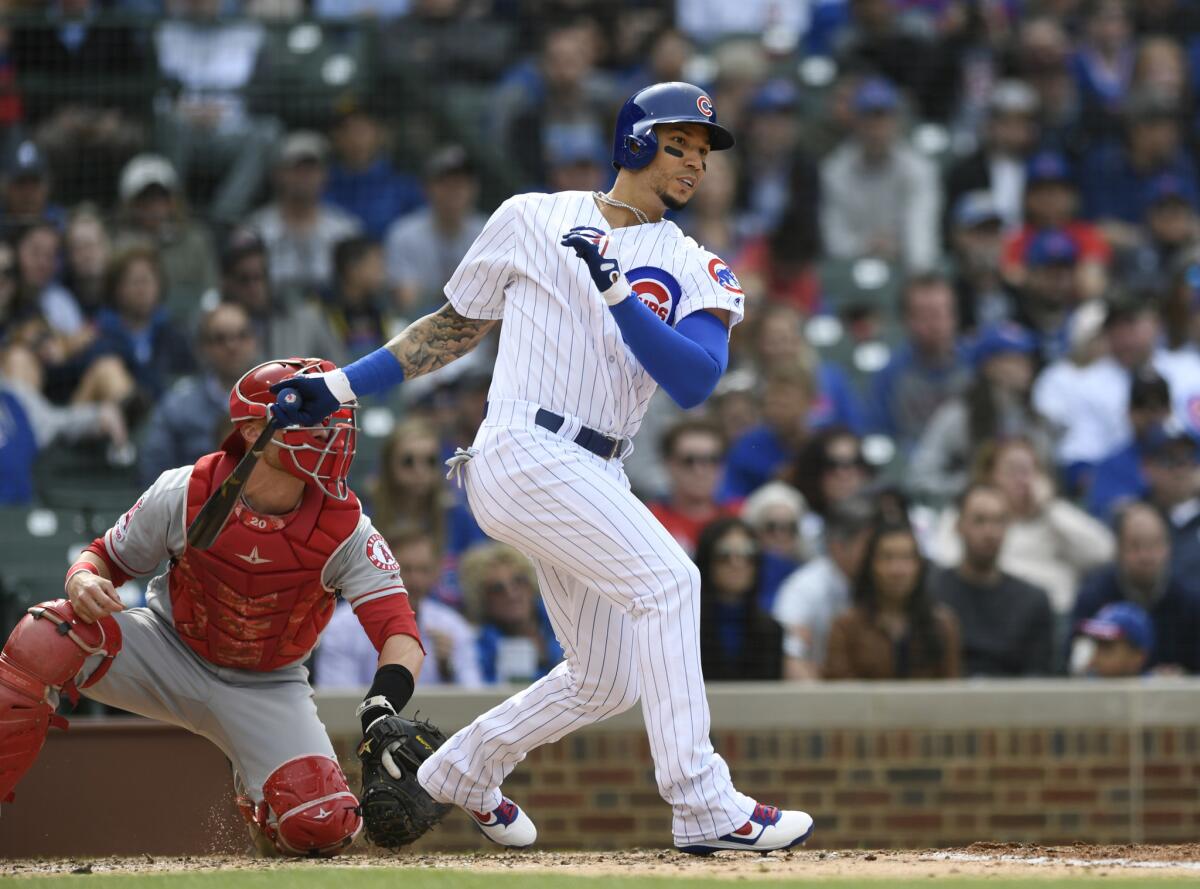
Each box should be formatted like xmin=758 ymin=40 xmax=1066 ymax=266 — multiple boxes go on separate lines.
xmin=561 ymin=227 xmax=623 ymax=295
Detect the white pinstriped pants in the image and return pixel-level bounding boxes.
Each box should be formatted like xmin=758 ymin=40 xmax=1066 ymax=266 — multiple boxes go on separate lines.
xmin=416 ymin=400 xmax=754 ymax=844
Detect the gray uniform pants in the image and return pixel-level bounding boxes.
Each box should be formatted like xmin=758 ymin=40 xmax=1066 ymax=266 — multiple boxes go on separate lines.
xmin=79 ymin=605 xmax=337 ymax=800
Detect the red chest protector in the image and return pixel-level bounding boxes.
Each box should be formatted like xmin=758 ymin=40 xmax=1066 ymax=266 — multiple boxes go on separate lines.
xmin=170 ymin=450 xmax=362 ymax=671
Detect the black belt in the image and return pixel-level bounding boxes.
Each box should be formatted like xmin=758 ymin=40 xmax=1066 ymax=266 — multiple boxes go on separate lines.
xmin=484 ymin=402 xmax=626 ymax=460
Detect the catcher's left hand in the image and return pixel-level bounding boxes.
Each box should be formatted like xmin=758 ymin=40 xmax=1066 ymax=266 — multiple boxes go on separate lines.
xmin=357 ymin=714 xmax=452 ymax=849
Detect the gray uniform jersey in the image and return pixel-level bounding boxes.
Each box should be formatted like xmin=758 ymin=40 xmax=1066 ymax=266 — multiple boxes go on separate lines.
xmin=80 ymin=466 xmax=411 ymax=799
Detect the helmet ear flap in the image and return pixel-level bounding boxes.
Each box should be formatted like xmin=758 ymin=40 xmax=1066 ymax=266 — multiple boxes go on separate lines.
xmin=623 ymin=132 xmax=656 ymax=170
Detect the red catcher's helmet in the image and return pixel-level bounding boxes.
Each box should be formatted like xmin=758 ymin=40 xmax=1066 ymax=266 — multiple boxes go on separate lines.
xmin=227 ymin=357 xmax=357 ymax=500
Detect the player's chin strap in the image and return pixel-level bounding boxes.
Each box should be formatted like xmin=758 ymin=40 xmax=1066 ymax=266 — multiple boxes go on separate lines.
xmin=445 ymin=447 xmax=480 ymax=489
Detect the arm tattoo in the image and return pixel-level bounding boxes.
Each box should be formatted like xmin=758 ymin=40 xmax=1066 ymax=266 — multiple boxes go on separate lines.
xmin=385 ymin=303 xmax=497 ymax=380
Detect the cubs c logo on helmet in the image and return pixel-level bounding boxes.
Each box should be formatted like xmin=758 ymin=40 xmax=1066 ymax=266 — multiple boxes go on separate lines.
xmin=626 ymin=266 xmax=681 ymax=324
xmin=707 ymin=257 xmax=743 ymax=294
xmin=696 ymin=95 xmax=714 ymax=118
xmin=365 ymin=533 xmax=401 ymax=572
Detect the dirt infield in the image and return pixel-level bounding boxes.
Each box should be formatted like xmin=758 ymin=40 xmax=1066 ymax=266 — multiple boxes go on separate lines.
xmin=4 ymin=844 xmax=1200 ymax=881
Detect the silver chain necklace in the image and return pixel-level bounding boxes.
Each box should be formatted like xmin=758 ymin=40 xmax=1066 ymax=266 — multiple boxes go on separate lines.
xmin=593 ymin=191 xmax=650 ymax=225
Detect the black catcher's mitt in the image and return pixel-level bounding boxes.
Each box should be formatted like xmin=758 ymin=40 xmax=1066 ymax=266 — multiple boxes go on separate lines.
xmin=357 ymin=715 xmax=453 ymax=848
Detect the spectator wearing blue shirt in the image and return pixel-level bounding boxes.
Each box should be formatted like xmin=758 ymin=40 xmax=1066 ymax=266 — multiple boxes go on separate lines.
xmin=870 ymin=272 xmax=971 ymax=452
xmin=460 ymin=542 xmax=564 ymax=685
xmin=325 ymin=106 xmax=424 ymax=241
xmin=696 ymin=517 xmax=784 ymax=681
xmin=1080 ymin=90 xmax=1199 ymax=232
xmin=720 ymin=362 xmax=813 ymax=501
xmin=1069 ymin=0 xmax=1135 ymax=137
xmin=89 ymin=247 xmax=194 ymax=405
xmin=1086 ymin=369 xmax=1172 ymax=520
xmin=1072 ymin=502 xmax=1200 ymax=674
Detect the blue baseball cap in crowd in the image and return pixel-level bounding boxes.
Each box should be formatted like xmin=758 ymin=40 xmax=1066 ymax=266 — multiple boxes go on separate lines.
xmin=1144 ymin=172 xmax=1198 ymax=208
xmin=1025 ymin=228 xmax=1079 ymax=266
xmin=750 ymin=78 xmax=800 ymax=114
xmin=953 ymin=191 xmax=1003 ymax=229
xmin=970 ymin=322 xmax=1037 ymax=367
xmin=1138 ymin=417 xmax=1200 ymax=460
xmin=5 ymin=140 xmax=47 ymax=181
xmin=1080 ymin=602 xmax=1155 ymax=653
xmin=854 ymin=77 xmax=899 ymax=114
xmin=1025 ymin=150 xmax=1072 ymax=185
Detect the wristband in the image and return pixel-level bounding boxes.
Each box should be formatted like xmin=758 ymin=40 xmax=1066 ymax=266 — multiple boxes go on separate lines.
xmin=342 ymin=347 xmax=406 ymax=400
xmin=359 ymin=663 xmax=415 ymax=733
xmin=65 ymin=560 xmax=98 ymax=592
xmin=602 ymin=276 xmax=632 ymax=307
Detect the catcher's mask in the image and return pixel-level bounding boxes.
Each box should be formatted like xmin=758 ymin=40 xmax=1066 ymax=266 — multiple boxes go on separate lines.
xmin=226 ymin=357 xmax=357 ymax=500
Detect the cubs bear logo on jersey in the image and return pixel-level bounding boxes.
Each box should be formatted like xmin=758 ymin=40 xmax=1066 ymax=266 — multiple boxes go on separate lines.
xmin=365 ymin=532 xmax=401 ymax=572
xmin=626 ymin=266 xmax=682 ymax=324
xmin=707 ymin=257 xmax=743 ymax=294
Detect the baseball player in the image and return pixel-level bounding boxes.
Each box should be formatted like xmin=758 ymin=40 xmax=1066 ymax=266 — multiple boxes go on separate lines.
xmin=271 ymin=83 xmax=815 ymax=854
xmin=0 ymin=357 xmax=443 ymax=856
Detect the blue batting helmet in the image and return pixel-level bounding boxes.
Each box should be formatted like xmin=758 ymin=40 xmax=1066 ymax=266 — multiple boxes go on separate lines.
xmin=611 ymin=82 xmax=734 ymax=171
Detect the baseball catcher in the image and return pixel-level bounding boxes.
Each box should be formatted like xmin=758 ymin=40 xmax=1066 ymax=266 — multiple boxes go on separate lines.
xmin=0 ymin=357 xmax=449 ymax=855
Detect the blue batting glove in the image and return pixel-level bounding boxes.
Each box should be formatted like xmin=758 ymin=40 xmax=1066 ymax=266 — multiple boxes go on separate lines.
xmin=561 ymin=227 xmax=624 ymax=296
xmin=269 ymin=370 xmax=352 ymax=426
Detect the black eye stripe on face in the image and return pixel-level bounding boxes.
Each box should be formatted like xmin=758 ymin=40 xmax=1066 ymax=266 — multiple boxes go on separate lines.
xmin=663 ymin=145 xmax=684 ymax=157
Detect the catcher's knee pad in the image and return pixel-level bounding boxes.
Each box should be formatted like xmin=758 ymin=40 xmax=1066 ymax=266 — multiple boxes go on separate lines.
xmin=242 ymin=755 xmax=361 ymax=857
xmin=0 ymin=599 xmax=122 ymax=803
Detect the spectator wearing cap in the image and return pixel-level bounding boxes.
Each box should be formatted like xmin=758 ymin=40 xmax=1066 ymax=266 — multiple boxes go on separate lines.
xmin=154 ymin=0 xmax=281 ymax=223
xmin=1072 ymin=503 xmax=1200 ymax=674
xmin=929 ymin=483 xmax=1055 ymax=676
xmin=820 ymin=76 xmax=942 ymax=270
xmin=384 ymin=146 xmax=487 ymax=318
xmin=943 ymin=80 xmax=1040 ymax=236
xmin=1138 ymin=418 xmax=1200 ymax=584
xmin=738 ymin=78 xmax=809 ymax=237
xmin=324 ymin=105 xmax=424 ymax=241
xmin=543 ymin=123 xmax=610 ymax=195
xmin=930 ymin=437 xmax=1115 ymax=615
xmin=649 ymin=418 xmax=740 ymax=557
xmin=1070 ymin=0 xmax=1135 ymax=136
xmin=324 ymin=236 xmax=392 ymax=359
xmin=139 ymin=301 xmax=259 ymax=484
xmin=1076 ymin=603 xmax=1155 ymax=677
xmin=869 ymin=272 xmax=971 ymax=453
xmin=1001 ymin=151 xmax=1110 ymax=302
xmin=112 ymin=154 xmax=218 ymax=320
xmin=216 ymin=227 xmax=346 ymax=366
xmin=248 ymin=131 xmax=362 ymax=298
xmin=1079 ymin=89 xmax=1199 ymax=238
xmin=1 ymin=141 xmax=65 ymax=235
xmin=1114 ymin=173 xmax=1200 ymax=293
xmin=1011 ymin=228 xmax=1083 ymax=363
xmin=949 ymin=191 xmax=1014 ymax=329
xmin=1086 ymin=370 xmax=1173 ymax=520
xmin=909 ymin=323 xmax=1056 ymax=504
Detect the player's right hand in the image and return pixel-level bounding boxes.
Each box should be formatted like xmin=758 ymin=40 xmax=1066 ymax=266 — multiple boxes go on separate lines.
xmin=269 ymin=370 xmax=353 ymax=427
xmin=67 ymin=573 xmax=125 ymax=624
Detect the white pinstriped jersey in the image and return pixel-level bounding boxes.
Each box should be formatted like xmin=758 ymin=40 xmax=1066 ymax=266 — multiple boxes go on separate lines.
xmin=445 ymin=190 xmax=746 ymax=439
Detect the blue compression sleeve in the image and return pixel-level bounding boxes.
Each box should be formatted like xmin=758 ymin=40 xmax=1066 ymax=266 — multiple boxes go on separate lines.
xmin=607 ymin=297 xmax=729 ymax=408
xmin=343 ymin=346 xmax=406 ymax=397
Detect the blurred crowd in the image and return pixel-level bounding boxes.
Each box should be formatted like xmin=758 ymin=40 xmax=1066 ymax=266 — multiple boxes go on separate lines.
xmin=1 ymin=0 xmax=1199 ymax=683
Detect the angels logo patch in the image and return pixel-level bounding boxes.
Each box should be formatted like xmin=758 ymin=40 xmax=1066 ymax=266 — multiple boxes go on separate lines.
xmin=365 ymin=532 xmax=401 ymax=572
xmin=707 ymin=257 xmax=743 ymax=294
xmin=625 ymin=266 xmax=682 ymax=324
xmin=113 ymin=497 xmax=144 ymax=543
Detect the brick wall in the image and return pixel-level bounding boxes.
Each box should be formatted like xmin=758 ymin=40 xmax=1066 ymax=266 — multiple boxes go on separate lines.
xmin=330 ymin=722 xmax=1200 ymax=851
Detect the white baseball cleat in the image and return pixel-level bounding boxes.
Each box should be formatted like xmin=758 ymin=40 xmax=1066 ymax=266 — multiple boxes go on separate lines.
xmin=677 ymin=803 xmax=814 ymax=855
xmin=468 ymin=796 xmax=537 ymax=848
